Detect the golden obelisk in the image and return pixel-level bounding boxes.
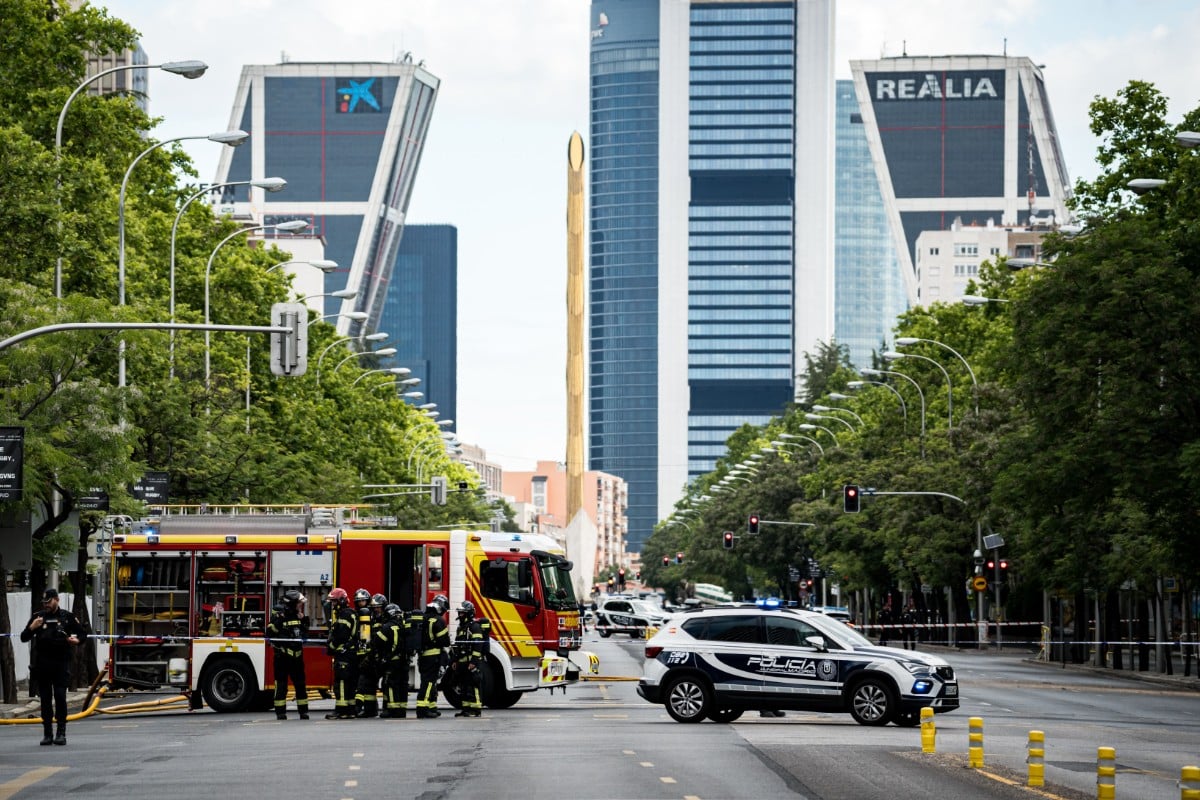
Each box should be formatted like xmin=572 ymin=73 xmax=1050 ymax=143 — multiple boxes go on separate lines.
xmin=566 ymin=131 xmax=586 ymax=522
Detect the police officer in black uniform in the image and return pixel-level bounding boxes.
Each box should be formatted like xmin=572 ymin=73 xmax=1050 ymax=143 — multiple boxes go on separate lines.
xmin=450 ymin=601 xmax=484 ymax=717
xmin=267 ymin=589 xmax=309 ymax=720
xmin=416 ymin=595 xmax=450 ymax=718
xmin=375 ymin=603 xmax=411 ymax=718
xmin=20 ymin=588 xmax=84 ymax=745
xmin=324 ymin=588 xmax=357 ymax=719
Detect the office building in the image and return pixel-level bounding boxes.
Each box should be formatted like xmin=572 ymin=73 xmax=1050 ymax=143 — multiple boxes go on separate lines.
xmin=377 ymin=224 xmax=457 ymax=429
xmin=589 ymin=0 xmax=834 ymax=551
xmin=849 ymin=55 xmax=1071 ymax=306
xmin=833 ymin=79 xmax=906 ymax=370
xmin=214 ymin=60 xmax=439 ymax=335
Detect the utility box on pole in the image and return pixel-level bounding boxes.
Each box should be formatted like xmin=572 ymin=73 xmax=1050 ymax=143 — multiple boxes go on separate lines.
xmin=270 ymin=302 xmax=308 ymax=376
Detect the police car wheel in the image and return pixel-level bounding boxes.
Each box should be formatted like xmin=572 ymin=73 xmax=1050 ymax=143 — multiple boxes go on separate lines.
xmin=598 ymin=629 xmax=611 ymax=638
xmin=707 ymin=708 xmax=743 ymax=723
xmin=848 ymin=677 xmax=895 ymax=726
xmin=664 ymin=675 xmax=711 ymax=723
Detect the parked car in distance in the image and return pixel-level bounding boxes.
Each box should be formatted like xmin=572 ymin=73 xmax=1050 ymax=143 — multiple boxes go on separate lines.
xmin=638 ymin=603 xmax=958 ymax=726
xmin=595 ymin=596 xmax=672 ymax=638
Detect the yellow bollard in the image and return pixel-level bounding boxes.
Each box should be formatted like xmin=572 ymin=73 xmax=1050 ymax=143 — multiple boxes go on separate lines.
xmin=920 ymin=707 xmax=936 ymax=754
xmin=1097 ymin=746 xmax=1116 ymax=800
xmin=1181 ymin=765 xmax=1200 ymax=800
xmin=1026 ymin=730 xmax=1045 ymax=787
xmin=968 ymin=716 xmax=984 ymax=768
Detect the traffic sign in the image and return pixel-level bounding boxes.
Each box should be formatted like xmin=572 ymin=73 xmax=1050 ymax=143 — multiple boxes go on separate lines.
xmin=971 ymin=576 xmax=988 ymax=592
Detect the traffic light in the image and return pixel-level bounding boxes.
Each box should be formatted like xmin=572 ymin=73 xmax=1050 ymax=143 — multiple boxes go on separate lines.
xmin=269 ymin=302 xmax=309 ymax=376
xmin=662 ymin=555 xmax=669 ymax=567
xmin=675 ymin=552 xmax=684 ymax=565
xmin=635 ymin=571 xmax=641 ymax=581
xmin=747 ymin=513 xmax=760 ymax=534
xmin=843 ymin=484 xmax=860 ymax=513
xmin=722 ymin=531 xmax=734 ymax=550
xmin=986 ymin=558 xmax=996 ymax=570
xmin=618 ymin=568 xmax=626 ymax=589
xmin=430 ymin=475 xmax=448 ymax=505
xmin=607 ymin=576 xmax=615 ymax=589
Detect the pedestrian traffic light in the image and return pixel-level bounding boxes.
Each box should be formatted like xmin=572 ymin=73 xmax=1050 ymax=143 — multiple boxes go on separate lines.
xmin=747 ymin=513 xmax=760 ymax=534
xmin=675 ymin=552 xmax=684 ymax=564
xmin=723 ymin=531 xmax=734 ymax=550
xmin=843 ymin=484 xmax=860 ymax=513
xmin=662 ymin=555 xmax=669 ymax=567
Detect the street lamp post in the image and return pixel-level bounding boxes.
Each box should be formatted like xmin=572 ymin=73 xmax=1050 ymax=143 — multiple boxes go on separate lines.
xmin=884 ymin=350 xmax=953 ymax=430
xmin=56 ymin=59 xmax=208 ymax=298
xmin=266 ymin=258 xmax=337 ymax=274
xmin=169 ymin=176 xmax=288 ymax=378
xmin=847 ymin=381 xmax=907 ymax=432
xmin=896 ymin=337 xmax=979 ymax=415
xmin=813 ymin=403 xmax=864 ymax=427
xmin=961 ymin=295 xmax=1010 ymax=306
xmin=862 ymin=367 xmax=926 ymax=457
xmin=205 ymin=219 xmax=308 ymax=390
xmin=119 ymin=129 xmax=249 ymax=387
xmin=798 ymin=422 xmax=838 ymax=447
xmin=351 ymin=367 xmax=411 ymax=388
xmin=315 ymin=332 xmax=388 ymax=380
xmin=804 ymin=411 xmax=855 ymax=433
xmin=773 ymin=437 xmax=824 ymax=457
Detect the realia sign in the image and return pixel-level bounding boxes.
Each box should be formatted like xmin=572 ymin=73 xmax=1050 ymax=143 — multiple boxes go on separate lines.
xmin=871 ymin=71 xmax=1003 ymax=101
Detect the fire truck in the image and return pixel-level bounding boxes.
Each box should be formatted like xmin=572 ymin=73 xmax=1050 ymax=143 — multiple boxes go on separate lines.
xmin=102 ymin=506 xmax=588 ymax=712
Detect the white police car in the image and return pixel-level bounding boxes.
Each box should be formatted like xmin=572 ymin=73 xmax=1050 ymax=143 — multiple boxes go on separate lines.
xmin=595 ymin=596 xmax=671 ymax=638
xmin=637 ymin=603 xmax=958 ymax=726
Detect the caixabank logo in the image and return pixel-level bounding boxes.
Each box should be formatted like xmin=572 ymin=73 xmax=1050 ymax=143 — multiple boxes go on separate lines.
xmin=336 ymin=77 xmax=382 ymax=113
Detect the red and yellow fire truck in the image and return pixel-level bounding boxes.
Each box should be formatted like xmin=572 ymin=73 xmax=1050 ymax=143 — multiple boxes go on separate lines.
xmin=103 ymin=506 xmax=588 ymax=712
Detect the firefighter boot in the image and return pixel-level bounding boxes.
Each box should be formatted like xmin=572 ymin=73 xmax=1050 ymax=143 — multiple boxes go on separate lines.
xmin=276 ymin=710 xmax=287 ymax=720
xmin=40 ymin=724 xmax=52 ymax=746
xmin=54 ymin=725 xmax=66 ymax=746
xmin=356 ymin=699 xmax=378 ymax=718
xmin=298 ymin=710 xmax=310 ymax=720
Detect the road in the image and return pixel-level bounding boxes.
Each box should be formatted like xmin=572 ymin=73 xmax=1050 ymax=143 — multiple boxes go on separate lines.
xmin=0 ymin=630 xmax=1196 ymax=799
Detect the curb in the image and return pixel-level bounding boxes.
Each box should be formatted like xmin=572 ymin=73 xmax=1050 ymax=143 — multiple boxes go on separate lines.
xmin=0 ymin=691 xmax=91 ymax=721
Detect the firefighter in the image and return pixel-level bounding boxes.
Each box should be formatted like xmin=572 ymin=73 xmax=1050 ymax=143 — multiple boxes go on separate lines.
xmin=450 ymin=600 xmax=484 ymax=717
xmin=20 ymin=588 xmax=84 ymax=745
xmin=416 ymin=594 xmax=450 ymax=719
xmin=266 ymin=589 xmax=309 ymax=720
xmin=324 ymin=587 xmax=357 ymax=720
xmin=375 ymin=603 xmax=411 ymax=718
xmin=352 ymin=588 xmax=379 ymax=717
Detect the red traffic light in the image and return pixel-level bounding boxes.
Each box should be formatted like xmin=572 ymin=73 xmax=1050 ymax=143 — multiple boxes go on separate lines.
xmin=722 ymin=531 xmax=734 ymax=550
xmin=662 ymin=555 xmax=669 ymax=567
xmin=986 ymin=559 xmax=996 ymax=570
xmin=843 ymin=484 xmax=861 ymax=513
xmin=999 ymin=559 xmax=1008 ymax=569
xmin=675 ymin=552 xmax=684 ymax=564
xmin=748 ymin=513 xmax=760 ymax=534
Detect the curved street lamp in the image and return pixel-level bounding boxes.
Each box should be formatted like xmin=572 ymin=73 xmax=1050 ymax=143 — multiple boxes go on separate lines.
xmin=351 ymin=367 xmax=411 ymax=388
xmin=204 ymin=219 xmax=308 ymax=389
xmin=862 ymin=367 xmax=926 ymax=457
xmin=56 ymin=59 xmax=208 ymax=298
xmin=168 ymin=176 xmax=287 ymax=378
xmin=267 ymin=258 xmax=337 ymax=274
xmin=961 ymin=294 xmax=1010 ymax=306
xmin=798 ymin=422 xmax=839 ymax=447
xmin=804 ymin=411 xmax=855 ymax=433
xmin=315 ymin=332 xmax=388 ymax=378
xmin=774 ymin=436 xmax=824 ymax=457
xmin=896 ymin=336 xmax=979 ymax=415
xmin=813 ymin=403 xmax=864 ymax=427
xmin=846 ymin=380 xmax=907 ymax=432
xmin=884 ymin=350 xmax=952 ymax=430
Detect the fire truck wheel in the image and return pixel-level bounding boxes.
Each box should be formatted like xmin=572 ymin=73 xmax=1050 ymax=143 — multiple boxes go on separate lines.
xmin=482 ymin=662 xmax=522 ymax=709
xmin=201 ymin=658 xmax=255 ymax=713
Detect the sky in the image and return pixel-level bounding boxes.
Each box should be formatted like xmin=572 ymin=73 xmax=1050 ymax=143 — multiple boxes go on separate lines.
xmin=95 ymin=0 xmax=1200 ymax=472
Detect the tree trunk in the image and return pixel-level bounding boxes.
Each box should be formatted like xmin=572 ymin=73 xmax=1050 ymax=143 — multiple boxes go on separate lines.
xmin=0 ymin=553 xmax=16 ymax=704
xmin=1105 ymin=588 xmax=1121 ymax=670
xmin=69 ymin=515 xmax=99 ymax=687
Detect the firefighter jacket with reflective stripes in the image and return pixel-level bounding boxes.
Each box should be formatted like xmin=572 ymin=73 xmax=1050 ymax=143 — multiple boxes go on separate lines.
xmin=267 ymin=609 xmax=307 ymax=658
xmin=420 ymin=610 xmax=449 ymax=658
xmin=326 ymin=605 xmax=356 ymax=658
xmin=355 ymin=606 xmax=374 ymax=656
xmin=452 ymin=619 xmax=484 ymax=666
xmin=373 ymin=618 xmax=409 ymax=666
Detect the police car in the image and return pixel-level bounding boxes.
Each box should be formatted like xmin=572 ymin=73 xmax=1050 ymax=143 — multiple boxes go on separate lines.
xmin=637 ymin=603 xmax=958 ymax=726
xmin=595 ymin=596 xmax=671 ymax=638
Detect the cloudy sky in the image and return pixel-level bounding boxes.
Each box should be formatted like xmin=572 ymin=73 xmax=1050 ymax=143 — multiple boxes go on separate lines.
xmin=95 ymin=0 xmax=1200 ymax=471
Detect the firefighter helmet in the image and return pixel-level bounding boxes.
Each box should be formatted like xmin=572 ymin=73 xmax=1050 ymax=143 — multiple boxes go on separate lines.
xmin=327 ymin=587 xmax=349 ymax=606
xmin=283 ymin=589 xmax=304 ymax=607
xmin=370 ymin=593 xmax=387 ymax=608
xmin=384 ymin=603 xmax=404 ymax=621
xmin=354 ymin=588 xmax=371 ymax=607
xmin=457 ymin=600 xmax=475 ymax=619
xmin=428 ymin=594 xmax=449 ymax=614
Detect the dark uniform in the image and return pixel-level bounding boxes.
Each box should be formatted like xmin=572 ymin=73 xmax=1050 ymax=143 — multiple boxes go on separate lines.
xmin=353 ymin=590 xmax=381 ymax=717
xmin=20 ymin=588 xmax=84 ymax=745
xmin=374 ymin=604 xmax=412 ymax=717
xmin=324 ymin=588 xmax=357 ymax=720
xmin=266 ymin=590 xmax=309 ymax=719
xmin=416 ymin=595 xmax=450 ymax=719
xmin=450 ymin=601 xmax=485 ymax=717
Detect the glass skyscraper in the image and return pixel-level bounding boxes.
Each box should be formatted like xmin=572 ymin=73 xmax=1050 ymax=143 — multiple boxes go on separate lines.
xmin=833 ymin=79 xmax=906 ymax=370
xmin=849 ymin=56 xmax=1071 ymax=305
xmin=589 ymin=1 xmax=833 ymax=551
xmin=377 ymin=224 xmax=457 ymax=432
xmin=214 ymin=61 xmax=440 ymax=335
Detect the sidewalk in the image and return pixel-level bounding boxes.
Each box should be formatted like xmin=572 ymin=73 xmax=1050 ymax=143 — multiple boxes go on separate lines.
xmin=0 ymin=682 xmax=92 ymax=721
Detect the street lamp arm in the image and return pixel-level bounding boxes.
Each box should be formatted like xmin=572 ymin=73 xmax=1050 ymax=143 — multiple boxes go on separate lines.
xmin=805 ymin=412 xmax=856 ymax=433
xmin=899 ymin=337 xmax=978 ymax=414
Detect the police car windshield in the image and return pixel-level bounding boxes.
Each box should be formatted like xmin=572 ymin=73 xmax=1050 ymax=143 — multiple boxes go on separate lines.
xmin=537 ymin=555 xmax=577 ymax=610
xmin=805 ymin=611 xmax=874 ymax=648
